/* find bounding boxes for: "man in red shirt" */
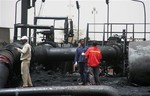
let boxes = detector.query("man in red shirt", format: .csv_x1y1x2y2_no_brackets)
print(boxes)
84,41,102,85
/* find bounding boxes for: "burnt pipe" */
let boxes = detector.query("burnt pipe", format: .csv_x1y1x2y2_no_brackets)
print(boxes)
0,86,119,96
0,42,21,88
0,61,9,88
128,41,150,86
33,45,122,63
33,46,76,63
99,45,122,61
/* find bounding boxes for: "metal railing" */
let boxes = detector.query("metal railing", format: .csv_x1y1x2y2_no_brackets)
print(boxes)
86,23,150,44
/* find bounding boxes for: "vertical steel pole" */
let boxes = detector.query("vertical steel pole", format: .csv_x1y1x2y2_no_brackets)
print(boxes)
76,1,80,41
21,0,29,36
132,0,146,40
14,0,21,41
106,0,109,39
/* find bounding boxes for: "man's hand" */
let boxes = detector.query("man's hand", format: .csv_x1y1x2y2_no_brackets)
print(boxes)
73,62,78,72
16,47,21,52
81,52,85,56
74,62,78,67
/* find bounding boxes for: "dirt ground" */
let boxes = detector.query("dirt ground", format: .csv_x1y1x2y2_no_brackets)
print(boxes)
31,69,150,96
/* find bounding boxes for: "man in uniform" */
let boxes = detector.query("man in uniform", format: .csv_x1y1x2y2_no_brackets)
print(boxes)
16,36,33,87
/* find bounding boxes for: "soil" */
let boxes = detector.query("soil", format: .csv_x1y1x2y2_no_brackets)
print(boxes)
31,69,150,96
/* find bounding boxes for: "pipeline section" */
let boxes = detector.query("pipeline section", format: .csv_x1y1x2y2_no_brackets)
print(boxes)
128,41,150,85
0,43,21,88
0,61,9,87
0,85,119,96
0,43,122,88
33,45,122,63
1,41,150,86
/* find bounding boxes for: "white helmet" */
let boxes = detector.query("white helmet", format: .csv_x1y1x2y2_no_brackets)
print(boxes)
21,36,28,40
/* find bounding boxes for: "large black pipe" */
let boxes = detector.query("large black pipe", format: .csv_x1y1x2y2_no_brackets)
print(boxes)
128,41,150,85
0,61,9,88
99,45,122,61
33,44,122,63
0,51,14,88
33,46,76,63
0,86,119,96
0,43,22,88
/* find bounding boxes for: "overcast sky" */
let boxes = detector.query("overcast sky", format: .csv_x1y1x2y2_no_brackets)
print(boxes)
0,0,150,41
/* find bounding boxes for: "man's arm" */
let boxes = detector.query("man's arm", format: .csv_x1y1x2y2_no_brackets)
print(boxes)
17,45,28,54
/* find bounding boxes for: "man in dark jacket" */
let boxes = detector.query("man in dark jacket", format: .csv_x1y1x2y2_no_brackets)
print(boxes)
74,39,88,85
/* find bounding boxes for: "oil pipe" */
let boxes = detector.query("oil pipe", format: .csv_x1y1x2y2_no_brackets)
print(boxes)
0,85,119,96
33,44,122,63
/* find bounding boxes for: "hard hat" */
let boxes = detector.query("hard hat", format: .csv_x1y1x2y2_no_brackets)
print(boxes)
21,36,28,40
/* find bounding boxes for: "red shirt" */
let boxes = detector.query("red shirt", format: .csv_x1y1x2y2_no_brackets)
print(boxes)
85,46,102,67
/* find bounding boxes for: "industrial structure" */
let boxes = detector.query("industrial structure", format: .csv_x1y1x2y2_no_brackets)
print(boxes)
0,0,150,96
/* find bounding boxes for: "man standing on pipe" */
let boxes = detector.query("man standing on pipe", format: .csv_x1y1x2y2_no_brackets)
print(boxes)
83,41,102,85
74,39,88,85
16,36,33,87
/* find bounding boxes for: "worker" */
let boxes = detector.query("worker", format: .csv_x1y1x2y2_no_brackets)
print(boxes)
74,39,88,85
83,41,102,85
16,36,33,87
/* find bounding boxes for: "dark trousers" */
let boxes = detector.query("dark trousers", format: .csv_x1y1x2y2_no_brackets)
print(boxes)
88,66,100,85
78,62,88,84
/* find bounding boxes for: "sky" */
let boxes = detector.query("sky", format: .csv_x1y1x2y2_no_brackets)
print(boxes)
0,0,150,42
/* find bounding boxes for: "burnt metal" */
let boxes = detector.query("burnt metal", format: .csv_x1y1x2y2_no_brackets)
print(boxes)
33,44,122,63
33,46,76,63
128,41,150,85
0,43,22,88
0,61,9,88
0,86,119,96
99,45,122,61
